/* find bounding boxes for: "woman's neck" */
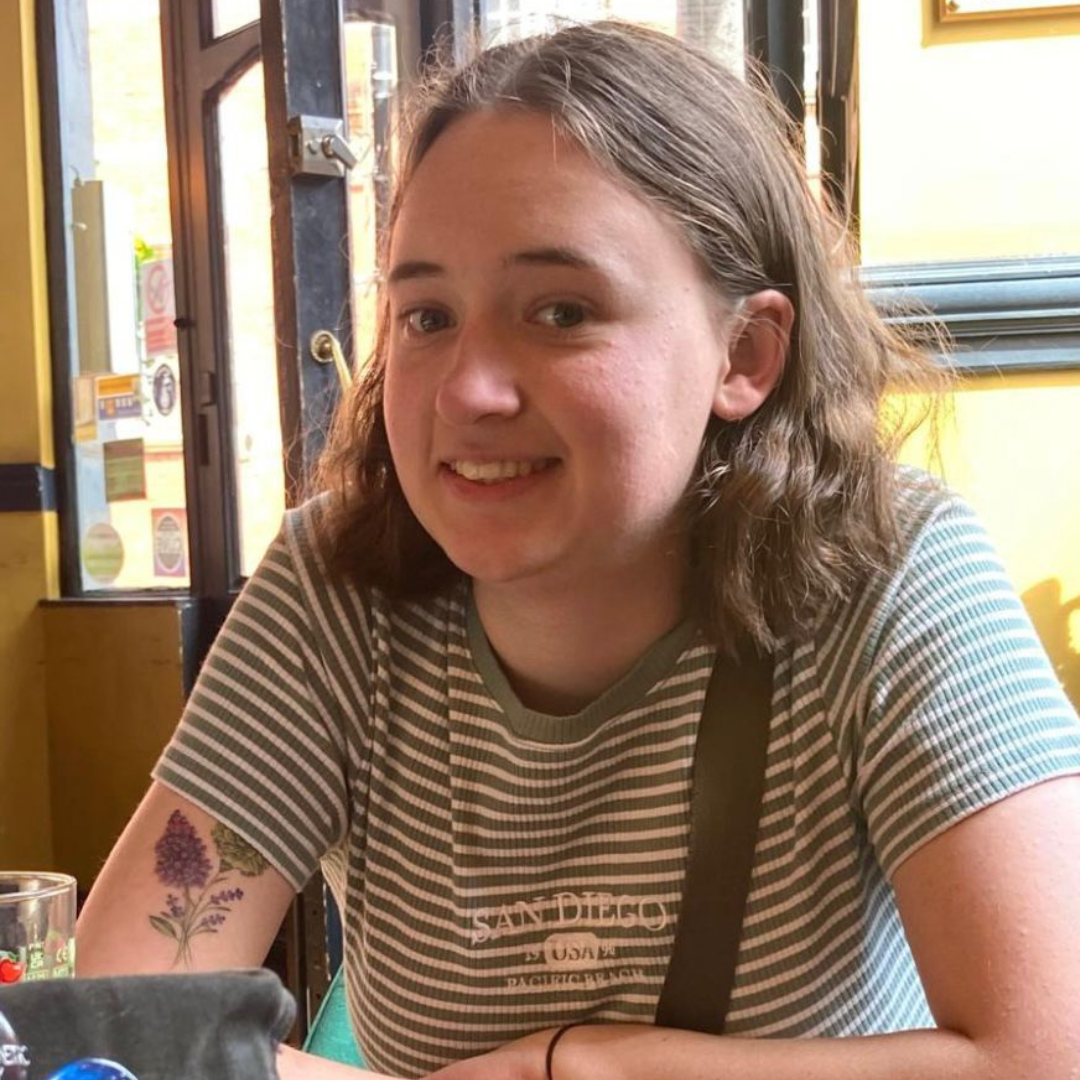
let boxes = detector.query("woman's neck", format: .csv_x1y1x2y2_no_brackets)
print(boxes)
472,563,687,716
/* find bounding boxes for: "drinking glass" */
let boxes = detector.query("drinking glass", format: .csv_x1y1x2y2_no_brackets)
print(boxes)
0,871,77,982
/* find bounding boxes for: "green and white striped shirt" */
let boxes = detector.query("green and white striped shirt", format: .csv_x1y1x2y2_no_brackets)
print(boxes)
155,475,1080,1078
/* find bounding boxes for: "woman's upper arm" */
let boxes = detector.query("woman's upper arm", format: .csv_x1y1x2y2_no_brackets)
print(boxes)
76,779,296,976
892,775,1080,1070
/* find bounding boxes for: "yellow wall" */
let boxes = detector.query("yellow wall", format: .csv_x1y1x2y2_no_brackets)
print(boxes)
859,1,1080,263
0,0,53,466
860,4,1080,707
0,516,57,865
0,0,57,866
42,603,186,886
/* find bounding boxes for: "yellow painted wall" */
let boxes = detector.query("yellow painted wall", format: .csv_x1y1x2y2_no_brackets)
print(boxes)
860,2,1080,263
0,0,58,866
860,5,1080,707
0,517,57,865
0,0,54,467
42,603,186,886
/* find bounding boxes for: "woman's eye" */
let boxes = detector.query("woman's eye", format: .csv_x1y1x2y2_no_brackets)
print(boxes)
534,302,588,329
402,308,452,335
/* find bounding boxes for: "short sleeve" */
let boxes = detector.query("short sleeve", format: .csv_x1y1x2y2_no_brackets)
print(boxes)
854,493,1080,879
154,520,352,890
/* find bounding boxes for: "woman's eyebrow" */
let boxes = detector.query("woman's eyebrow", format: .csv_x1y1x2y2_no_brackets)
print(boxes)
507,246,603,272
387,247,607,285
387,260,443,284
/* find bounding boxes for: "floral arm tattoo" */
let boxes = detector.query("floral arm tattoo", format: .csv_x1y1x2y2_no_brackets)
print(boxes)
150,809,269,967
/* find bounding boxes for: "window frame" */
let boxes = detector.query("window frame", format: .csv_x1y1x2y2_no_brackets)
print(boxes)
862,256,1080,373
161,0,262,600
38,0,262,601
37,0,93,596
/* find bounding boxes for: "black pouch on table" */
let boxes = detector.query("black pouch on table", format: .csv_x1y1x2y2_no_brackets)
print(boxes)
0,968,295,1080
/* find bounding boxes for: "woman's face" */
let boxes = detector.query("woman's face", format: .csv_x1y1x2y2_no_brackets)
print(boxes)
383,111,737,596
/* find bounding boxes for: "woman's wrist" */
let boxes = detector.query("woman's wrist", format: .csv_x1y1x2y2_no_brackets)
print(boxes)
539,1022,656,1080
545,1023,587,1080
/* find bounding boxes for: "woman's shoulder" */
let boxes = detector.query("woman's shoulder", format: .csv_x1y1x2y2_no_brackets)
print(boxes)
889,466,1002,579
275,491,465,628
891,466,972,546
274,491,365,589
807,468,999,670
280,489,334,545
816,465,1033,683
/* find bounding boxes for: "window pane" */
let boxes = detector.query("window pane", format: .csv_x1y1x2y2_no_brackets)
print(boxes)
217,61,286,578
858,7,1080,264
478,2,744,66
481,0,678,36
77,0,189,591
211,0,259,38
344,16,398,367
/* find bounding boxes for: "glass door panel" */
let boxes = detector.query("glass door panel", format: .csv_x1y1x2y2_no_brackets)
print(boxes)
343,14,399,367
77,0,189,590
212,0,260,38
217,60,286,577
479,0,744,62
480,0,678,37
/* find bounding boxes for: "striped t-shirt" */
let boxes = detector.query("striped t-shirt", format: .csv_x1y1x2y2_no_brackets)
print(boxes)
155,476,1080,1078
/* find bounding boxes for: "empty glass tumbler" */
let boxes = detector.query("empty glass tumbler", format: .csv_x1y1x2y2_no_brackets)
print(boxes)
0,872,77,982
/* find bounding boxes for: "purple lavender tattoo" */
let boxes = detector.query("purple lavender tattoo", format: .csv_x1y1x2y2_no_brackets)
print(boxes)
149,810,268,966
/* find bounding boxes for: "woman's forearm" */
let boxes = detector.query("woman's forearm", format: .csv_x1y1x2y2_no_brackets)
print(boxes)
556,1024,1007,1080
277,1044,399,1080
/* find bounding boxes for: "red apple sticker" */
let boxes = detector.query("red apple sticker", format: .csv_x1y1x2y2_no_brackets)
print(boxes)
0,956,24,983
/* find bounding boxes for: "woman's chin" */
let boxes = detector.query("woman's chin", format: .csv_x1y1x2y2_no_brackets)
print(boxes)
446,552,548,589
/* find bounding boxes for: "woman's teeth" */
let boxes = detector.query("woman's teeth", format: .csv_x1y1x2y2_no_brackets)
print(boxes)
449,459,552,484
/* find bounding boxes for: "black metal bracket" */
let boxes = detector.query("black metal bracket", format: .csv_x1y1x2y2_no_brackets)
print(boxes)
0,464,57,513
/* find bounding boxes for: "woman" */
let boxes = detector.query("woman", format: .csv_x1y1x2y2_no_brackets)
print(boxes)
77,20,1080,1080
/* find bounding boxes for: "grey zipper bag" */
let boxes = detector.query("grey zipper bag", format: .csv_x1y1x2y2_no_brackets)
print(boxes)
0,968,295,1080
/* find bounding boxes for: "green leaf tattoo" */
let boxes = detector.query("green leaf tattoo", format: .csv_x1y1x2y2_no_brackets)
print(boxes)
212,823,269,876
148,914,179,940
149,810,268,967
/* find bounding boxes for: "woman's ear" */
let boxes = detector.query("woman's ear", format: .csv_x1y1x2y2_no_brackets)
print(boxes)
713,289,794,421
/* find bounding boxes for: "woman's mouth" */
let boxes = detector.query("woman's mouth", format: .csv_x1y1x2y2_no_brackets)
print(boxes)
446,459,556,484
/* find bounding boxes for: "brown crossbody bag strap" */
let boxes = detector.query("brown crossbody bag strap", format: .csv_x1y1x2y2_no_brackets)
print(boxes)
654,650,774,1034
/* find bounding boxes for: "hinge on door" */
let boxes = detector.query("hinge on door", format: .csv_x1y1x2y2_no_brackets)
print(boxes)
286,115,358,177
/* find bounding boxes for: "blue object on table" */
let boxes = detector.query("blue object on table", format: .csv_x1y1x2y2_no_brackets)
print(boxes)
47,1060,140,1080
303,966,365,1066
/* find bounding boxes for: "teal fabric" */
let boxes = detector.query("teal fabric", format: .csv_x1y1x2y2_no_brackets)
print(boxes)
303,967,365,1066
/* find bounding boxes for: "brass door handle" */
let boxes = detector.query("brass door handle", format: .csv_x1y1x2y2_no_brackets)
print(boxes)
310,330,353,391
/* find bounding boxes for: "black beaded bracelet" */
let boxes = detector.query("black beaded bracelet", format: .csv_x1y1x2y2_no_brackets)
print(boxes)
545,1022,586,1080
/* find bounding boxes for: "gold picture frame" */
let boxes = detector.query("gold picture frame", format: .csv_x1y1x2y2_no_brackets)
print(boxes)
939,0,1080,20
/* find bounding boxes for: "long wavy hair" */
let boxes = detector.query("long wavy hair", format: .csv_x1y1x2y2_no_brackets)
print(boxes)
315,19,949,656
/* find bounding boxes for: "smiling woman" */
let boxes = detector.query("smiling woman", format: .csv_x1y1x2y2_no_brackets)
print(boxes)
74,19,1080,1080
380,110,777,638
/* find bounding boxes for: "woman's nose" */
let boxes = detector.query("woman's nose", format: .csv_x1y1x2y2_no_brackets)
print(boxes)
434,325,522,427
